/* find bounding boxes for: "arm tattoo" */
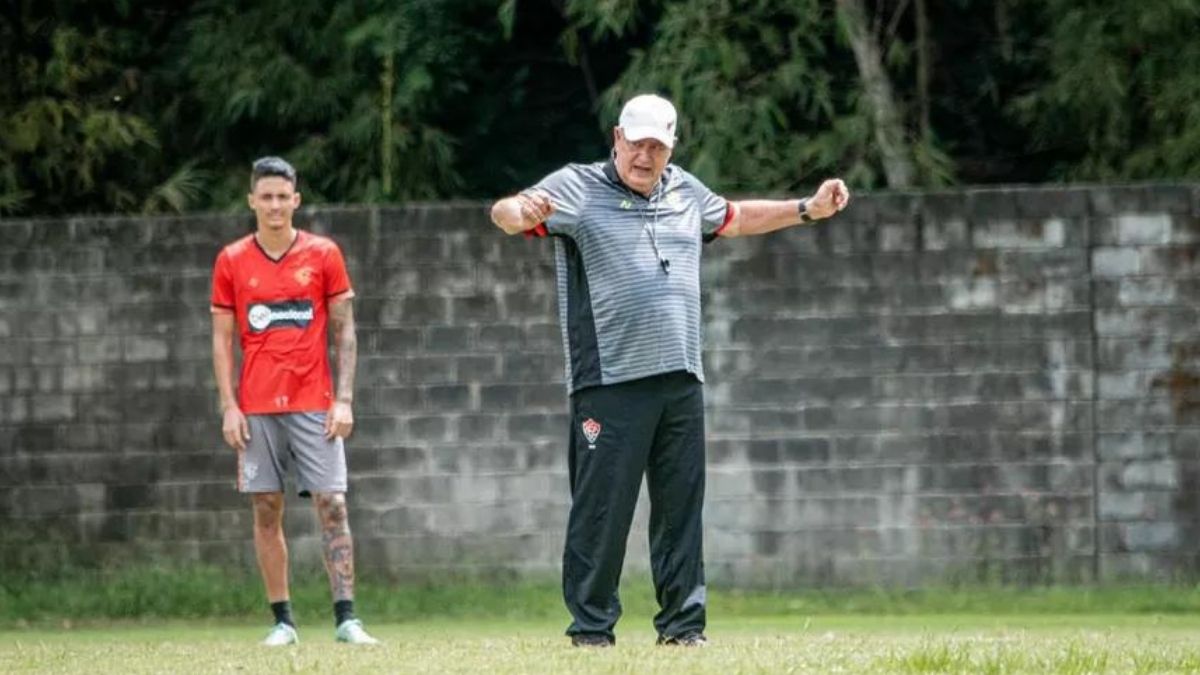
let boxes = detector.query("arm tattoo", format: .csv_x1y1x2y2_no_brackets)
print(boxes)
316,493,355,601
330,299,357,403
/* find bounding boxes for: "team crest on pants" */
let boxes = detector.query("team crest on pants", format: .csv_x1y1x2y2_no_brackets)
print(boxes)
581,418,602,448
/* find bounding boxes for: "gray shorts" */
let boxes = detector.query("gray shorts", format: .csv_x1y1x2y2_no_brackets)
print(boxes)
238,412,347,497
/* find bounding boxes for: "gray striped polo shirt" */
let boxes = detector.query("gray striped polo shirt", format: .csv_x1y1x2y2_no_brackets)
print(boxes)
525,160,730,394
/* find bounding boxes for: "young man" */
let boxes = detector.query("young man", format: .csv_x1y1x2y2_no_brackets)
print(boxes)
490,94,849,647
211,157,379,646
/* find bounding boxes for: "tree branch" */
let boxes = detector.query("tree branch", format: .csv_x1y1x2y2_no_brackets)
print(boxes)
837,0,915,188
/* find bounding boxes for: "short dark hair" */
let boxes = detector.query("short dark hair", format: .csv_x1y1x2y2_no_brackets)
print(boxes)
250,156,297,190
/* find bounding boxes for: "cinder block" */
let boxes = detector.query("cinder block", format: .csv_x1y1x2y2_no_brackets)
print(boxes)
1092,247,1141,277
1116,214,1171,245
122,335,169,362
423,385,471,410
353,476,405,508
376,386,421,412
375,327,421,352
416,264,479,295
1143,185,1193,214
521,383,567,411
456,355,500,382
1097,372,1145,399
1139,245,1200,276
1017,188,1090,219
1000,248,1089,278
706,469,756,499
373,446,427,473
500,291,555,319
923,217,969,251
479,384,525,411
1120,460,1179,489
478,325,523,348
377,505,430,535
920,191,967,221
29,339,73,366
30,394,74,422
867,193,920,222
456,415,503,443
975,219,1067,249
1097,490,1180,521
506,413,565,442
1097,432,1172,460
1120,522,1180,552
407,415,450,442
402,296,451,324
501,353,562,383
354,416,403,448
967,189,1019,219
406,356,455,384
0,221,34,248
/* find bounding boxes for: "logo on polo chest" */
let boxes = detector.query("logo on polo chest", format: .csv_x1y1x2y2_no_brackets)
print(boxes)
247,300,315,332
293,266,315,286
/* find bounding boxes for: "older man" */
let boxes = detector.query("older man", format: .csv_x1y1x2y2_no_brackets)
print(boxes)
490,94,849,647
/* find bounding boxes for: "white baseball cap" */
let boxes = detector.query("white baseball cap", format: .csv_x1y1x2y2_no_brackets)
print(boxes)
618,94,677,149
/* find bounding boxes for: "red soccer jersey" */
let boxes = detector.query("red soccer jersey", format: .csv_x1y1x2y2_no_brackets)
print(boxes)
211,230,354,414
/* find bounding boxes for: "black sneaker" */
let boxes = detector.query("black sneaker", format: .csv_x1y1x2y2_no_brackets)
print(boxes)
657,632,708,647
571,633,615,648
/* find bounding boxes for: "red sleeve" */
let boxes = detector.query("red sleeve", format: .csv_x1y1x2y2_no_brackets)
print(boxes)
711,203,736,238
211,250,235,309
523,222,550,239
702,203,736,244
324,243,353,297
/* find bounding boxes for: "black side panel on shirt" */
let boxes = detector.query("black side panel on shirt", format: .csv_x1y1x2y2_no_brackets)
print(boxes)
561,236,601,390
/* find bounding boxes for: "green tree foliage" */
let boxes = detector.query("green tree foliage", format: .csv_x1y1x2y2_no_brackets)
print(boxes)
563,0,962,192
0,3,162,214
567,0,858,193
0,0,1195,216
1013,0,1200,180
559,0,974,192
161,0,489,207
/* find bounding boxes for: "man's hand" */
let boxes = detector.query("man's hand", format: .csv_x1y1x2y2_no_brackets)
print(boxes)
806,179,851,220
516,190,555,226
325,400,354,440
492,190,556,234
222,405,250,451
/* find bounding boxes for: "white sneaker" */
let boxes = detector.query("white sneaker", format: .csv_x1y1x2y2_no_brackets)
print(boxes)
335,619,380,645
262,622,299,646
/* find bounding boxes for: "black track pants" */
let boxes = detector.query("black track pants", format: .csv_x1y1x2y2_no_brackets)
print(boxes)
561,371,706,640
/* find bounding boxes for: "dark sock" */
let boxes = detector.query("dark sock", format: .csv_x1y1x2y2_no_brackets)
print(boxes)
271,600,294,627
334,599,355,627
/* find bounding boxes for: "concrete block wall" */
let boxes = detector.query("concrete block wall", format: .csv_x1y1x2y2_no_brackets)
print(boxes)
1,184,1199,586
1088,189,1200,580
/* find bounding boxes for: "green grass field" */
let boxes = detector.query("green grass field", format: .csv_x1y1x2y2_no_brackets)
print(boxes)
5,568,1200,673
4,614,1200,674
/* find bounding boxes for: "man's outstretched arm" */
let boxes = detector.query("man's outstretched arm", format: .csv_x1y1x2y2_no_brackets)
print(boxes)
721,179,850,238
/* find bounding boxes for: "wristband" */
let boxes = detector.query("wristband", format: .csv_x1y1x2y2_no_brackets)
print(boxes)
797,198,813,223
